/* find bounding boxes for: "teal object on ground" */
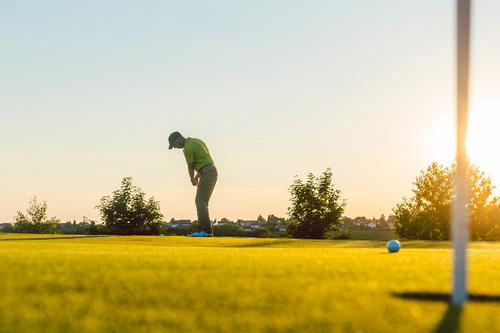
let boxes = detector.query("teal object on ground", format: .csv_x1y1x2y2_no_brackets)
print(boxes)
387,240,401,253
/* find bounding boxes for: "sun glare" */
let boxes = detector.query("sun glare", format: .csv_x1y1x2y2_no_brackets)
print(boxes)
467,101,500,188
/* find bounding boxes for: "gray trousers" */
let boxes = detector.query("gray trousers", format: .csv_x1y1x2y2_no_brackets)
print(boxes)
196,164,218,233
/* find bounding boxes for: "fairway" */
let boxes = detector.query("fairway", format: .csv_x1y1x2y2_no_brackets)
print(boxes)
1,234,499,332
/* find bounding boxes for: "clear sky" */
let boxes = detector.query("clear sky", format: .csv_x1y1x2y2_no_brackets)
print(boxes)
1,1,499,223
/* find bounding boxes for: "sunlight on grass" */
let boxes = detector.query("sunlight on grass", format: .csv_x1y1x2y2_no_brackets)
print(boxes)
0,234,499,332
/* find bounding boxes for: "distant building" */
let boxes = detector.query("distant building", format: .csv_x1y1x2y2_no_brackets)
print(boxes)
215,219,233,226
267,215,282,223
353,216,366,226
237,220,261,232
166,220,192,229
367,222,377,229
387,215,396,228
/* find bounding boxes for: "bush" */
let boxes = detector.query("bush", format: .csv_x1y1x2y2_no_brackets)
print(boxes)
213,223,247,237
288,168,346,239
251,227,273,238
55,221,88,235
14,197,59,234
85,222,110,235
1,224,15,233
96,177,163,235
160,226,190,236
324,228,353,240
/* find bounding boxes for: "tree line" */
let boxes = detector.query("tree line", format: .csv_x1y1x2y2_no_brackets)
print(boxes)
2,162,499,240
392,162,500,240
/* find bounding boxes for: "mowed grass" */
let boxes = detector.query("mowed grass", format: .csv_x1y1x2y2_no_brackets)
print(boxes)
1,234,499,332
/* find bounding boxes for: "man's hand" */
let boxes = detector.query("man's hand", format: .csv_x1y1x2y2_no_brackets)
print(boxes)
188,163,198,186
191,172,200,186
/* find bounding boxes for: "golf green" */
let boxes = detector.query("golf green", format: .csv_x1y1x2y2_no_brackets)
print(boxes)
1,234,499,332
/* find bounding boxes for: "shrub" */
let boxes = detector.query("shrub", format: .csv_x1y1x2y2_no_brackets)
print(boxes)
14,197,59,234
96,177,163,235
213,223,247,237
288,168,346,239
251,227,273,238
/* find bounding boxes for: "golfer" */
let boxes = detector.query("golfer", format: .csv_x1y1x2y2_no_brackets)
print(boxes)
168,131,218,237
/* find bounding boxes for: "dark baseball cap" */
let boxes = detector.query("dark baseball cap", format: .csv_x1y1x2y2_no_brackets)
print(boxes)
168,131,182,149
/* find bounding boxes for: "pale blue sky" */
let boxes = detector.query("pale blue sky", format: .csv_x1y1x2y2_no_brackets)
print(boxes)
1,1,499,223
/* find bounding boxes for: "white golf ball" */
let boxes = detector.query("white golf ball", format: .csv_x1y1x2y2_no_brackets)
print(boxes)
387,240,401,253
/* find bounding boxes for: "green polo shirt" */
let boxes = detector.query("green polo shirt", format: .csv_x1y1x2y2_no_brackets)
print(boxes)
183,137,214,172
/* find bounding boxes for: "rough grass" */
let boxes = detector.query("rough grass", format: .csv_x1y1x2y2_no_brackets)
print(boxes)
350,229,396,240
0,234,499,332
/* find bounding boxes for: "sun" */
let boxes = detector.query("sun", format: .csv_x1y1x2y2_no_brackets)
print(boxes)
466,101,500,189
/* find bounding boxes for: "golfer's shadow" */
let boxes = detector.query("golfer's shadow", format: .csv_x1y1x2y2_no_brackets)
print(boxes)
392,292,500,333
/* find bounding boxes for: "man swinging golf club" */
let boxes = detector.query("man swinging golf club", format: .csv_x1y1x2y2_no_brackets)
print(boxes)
169,131,218,237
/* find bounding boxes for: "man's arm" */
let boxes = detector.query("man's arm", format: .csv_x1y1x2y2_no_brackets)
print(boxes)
187,163,199,186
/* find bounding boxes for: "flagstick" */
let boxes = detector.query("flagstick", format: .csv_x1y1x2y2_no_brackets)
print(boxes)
452,0,471,306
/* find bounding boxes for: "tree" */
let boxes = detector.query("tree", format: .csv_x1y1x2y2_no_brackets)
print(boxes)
392,161,500,240
14,197,59,234
263,219,279,232
392,162,453,240
378,214,389,230
468,164,500,240
287,168,346,239
96,177,164,235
